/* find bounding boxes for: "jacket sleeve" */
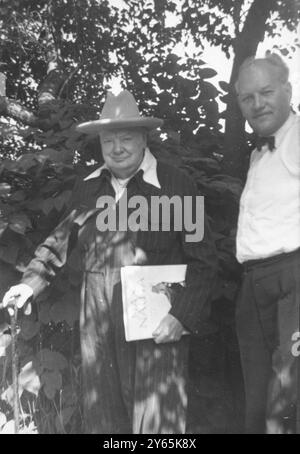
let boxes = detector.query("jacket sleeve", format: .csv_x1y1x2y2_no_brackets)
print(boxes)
21,208,80,298
168,178,218,335
21,176,89,298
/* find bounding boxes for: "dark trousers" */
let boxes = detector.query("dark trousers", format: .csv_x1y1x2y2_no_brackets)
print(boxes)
236,249,300,434
80,269,189,434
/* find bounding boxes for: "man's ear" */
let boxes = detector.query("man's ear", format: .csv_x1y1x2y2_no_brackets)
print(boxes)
285,81,292,102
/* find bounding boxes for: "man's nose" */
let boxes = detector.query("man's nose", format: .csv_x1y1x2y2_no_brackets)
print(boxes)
113,139,122,154
253,93,265,110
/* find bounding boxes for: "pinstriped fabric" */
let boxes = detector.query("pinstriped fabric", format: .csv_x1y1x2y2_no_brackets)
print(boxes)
133,337,189,434
21,157,217,433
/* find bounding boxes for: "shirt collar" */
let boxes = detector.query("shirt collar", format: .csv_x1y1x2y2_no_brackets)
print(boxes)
83,147,161,189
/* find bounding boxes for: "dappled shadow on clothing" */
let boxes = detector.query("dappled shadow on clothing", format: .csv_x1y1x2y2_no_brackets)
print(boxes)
266,352,298,434
132,337,189,434
78,229,244,434
81,272,245,434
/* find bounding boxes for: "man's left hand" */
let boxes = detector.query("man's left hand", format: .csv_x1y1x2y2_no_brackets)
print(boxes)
152,313,186,344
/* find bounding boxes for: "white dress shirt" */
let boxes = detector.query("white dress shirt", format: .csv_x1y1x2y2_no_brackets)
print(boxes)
236,112,300,263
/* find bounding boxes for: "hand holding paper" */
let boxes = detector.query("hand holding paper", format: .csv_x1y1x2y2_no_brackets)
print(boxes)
152,313,186,344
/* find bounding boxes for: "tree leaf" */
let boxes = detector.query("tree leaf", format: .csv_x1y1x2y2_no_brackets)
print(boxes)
41,369,62,400
0,241,19,265
18,361,41,396
53,190,72,211
199,81,219,99
39,148,72,163
35,348,68,371
40,198,55,215
19,317,40,341
9,213,32,235
15,154,38,172
219,80,230,92
50,299,79,327
199,67,217,79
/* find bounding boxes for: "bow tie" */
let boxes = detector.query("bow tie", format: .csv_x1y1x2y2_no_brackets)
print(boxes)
255,135,275,152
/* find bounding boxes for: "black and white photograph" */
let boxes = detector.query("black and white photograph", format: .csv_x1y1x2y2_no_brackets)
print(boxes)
0,0,299,436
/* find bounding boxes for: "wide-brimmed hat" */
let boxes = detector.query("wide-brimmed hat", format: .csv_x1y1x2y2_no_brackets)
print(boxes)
76,89,163,134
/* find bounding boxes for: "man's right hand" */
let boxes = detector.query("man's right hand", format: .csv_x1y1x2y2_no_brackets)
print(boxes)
2,284,33,316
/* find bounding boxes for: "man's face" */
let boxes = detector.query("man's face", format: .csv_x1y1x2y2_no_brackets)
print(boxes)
99,128,147,178
236,62,292,136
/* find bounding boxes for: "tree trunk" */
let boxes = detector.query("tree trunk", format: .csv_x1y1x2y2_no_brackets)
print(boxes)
223,0,278,178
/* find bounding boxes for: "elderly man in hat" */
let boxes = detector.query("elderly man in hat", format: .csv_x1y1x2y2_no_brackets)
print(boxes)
3,90,217,434
235,54,300,433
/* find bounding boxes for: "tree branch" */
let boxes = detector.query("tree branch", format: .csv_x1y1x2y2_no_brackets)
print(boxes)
0,96,38,126
37,48,68,110
58,63,82,98
0,96,57,130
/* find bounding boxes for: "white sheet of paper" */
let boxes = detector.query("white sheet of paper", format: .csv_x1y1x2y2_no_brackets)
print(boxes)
121,264,187,341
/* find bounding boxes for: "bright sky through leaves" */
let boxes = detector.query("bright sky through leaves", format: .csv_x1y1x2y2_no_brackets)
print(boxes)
107,0,300,109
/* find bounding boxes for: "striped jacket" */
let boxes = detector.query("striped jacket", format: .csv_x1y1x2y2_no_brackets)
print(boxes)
21,158,218,334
